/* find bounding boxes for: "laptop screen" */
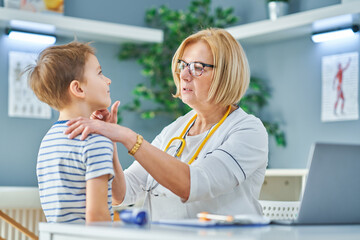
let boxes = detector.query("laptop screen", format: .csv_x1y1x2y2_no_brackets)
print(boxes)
297,143,360,224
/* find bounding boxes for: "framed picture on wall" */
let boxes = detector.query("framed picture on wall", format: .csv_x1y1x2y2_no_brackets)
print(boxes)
321,52,359,122
8,51,52,119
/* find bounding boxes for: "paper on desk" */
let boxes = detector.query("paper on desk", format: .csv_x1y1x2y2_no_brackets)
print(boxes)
152,215,270,227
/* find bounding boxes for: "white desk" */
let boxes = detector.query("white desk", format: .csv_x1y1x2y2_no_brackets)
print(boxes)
39,222,360,240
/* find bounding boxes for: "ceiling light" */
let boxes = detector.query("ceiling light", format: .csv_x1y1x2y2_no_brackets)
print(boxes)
311,25,359,43
5,28,56,45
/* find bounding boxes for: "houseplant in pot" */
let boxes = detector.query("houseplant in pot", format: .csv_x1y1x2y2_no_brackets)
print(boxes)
118,0,286,146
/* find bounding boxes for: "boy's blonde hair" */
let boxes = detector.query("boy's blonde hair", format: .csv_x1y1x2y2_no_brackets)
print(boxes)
171,28,250,106
27,41,95,110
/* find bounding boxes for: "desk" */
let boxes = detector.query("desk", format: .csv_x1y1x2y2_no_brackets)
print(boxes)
39,222,360,240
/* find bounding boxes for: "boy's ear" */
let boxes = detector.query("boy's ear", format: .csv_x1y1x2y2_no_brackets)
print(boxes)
69,80,85,99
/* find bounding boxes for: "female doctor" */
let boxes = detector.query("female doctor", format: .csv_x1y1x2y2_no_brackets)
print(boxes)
66,28,268,220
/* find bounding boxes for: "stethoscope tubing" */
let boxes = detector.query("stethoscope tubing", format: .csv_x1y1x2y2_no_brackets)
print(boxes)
145,105,231,192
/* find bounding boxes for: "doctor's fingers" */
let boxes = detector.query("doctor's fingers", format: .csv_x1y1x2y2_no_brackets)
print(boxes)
69,119,107,140
80,126,93,141
66,122,95,140
66,116,87,127
109,101,120,124
65,118,91,138
89,101,119,123
66,124,85,140
91,110,106,120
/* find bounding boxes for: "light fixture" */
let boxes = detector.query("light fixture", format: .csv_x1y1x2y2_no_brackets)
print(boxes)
311,25,359,43
5,28,57,45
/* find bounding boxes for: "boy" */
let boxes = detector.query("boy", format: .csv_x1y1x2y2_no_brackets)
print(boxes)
28,42,115,223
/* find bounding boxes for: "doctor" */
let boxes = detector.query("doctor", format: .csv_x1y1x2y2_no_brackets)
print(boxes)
66,28,268,220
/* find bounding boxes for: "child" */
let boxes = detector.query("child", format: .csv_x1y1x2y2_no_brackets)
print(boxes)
27,42,115,223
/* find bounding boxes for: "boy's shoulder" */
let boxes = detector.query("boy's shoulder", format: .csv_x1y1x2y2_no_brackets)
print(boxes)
84,133,113,146
43,120,112,148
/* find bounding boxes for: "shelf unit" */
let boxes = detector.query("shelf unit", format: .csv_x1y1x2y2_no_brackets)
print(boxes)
1,2,359,45
260,169,308,201
0,7,163,44
226,2,360,45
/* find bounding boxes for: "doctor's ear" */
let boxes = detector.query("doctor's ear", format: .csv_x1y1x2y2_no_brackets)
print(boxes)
69,80,85,98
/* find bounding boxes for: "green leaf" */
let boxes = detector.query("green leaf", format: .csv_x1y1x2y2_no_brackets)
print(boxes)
117,0,286,147
141,111,156,119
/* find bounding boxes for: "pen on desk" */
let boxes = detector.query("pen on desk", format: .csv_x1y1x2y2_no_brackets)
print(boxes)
197,212,234,222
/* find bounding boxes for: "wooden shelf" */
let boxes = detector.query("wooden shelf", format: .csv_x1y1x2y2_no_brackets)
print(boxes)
226,2,360,45
0,7,163,44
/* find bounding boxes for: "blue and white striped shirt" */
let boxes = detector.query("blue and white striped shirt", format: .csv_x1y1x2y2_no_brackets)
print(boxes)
37,120,114,223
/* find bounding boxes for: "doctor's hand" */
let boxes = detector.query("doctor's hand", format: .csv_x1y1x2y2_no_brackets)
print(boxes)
65,100,122,141
65,118,123,141
91,100,120,124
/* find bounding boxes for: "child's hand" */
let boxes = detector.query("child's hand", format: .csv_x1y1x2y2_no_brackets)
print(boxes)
91,101,120,124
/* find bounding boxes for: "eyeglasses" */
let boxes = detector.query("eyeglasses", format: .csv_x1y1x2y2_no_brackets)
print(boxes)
176,59,214,77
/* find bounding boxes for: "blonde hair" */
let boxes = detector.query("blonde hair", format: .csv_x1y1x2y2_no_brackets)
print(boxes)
27,41,95,110
172,28,250,106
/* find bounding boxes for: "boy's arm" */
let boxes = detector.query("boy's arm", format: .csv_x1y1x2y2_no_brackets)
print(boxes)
86,174,111,223
89,102,126,205
112,143,126,205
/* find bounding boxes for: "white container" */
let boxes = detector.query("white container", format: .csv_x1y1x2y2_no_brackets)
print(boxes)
268,1,289,21
4,0,64,14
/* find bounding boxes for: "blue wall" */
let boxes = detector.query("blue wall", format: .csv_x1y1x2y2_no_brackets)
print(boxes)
214,0,360,168
1,0,359,186
246,36,360,168
0,0,189,186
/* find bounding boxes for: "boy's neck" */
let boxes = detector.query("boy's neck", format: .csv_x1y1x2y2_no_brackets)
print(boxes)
58,102,94,121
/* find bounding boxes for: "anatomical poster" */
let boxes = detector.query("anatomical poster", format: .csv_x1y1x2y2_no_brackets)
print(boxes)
321,52,358,122
8,51,51,119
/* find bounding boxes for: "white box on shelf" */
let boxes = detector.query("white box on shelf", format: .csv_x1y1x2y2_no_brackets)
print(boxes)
4,0,64,15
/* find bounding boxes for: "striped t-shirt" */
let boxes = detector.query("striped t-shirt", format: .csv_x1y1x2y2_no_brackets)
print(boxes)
37,120,114,223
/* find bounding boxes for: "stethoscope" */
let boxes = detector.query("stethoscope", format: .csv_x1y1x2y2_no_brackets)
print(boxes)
144,105,232,194
164,105,232,165
143,105,232,218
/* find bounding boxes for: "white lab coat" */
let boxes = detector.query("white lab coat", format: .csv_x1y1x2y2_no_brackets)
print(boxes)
121,107,268,220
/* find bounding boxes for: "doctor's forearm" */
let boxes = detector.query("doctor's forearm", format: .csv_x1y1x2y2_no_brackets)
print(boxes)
123,133,191,200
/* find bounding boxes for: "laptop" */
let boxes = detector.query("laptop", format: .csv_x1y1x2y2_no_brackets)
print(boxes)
274,142,360,225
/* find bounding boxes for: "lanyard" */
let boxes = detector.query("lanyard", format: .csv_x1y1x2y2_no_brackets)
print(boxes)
164,105,231,165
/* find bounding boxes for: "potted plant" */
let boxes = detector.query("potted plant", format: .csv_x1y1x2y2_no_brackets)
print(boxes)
118,0,286,146
267,0,289,20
